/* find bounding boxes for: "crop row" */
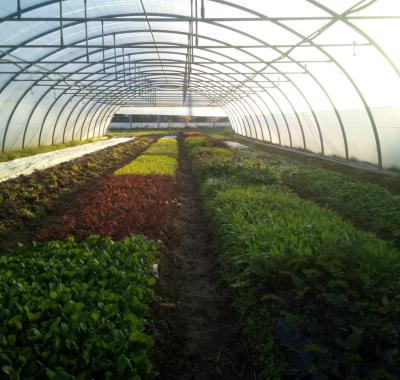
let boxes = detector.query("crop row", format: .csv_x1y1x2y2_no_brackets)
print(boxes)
0,138,181,378
39,137,178,242
0,235,158,379
286,167,400,247
115,137,178,176
38,174,175,241
185,136,400,379
230,142,400,248
0,137,155,246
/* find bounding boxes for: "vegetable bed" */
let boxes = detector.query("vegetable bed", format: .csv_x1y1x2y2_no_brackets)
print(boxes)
0,235,157,379
0,137,155,246
38,138,178,241
0,138,179,379
185,136,400,379
38,174,175,241
227,141,400,247
286,168,400,247
115,138,178,176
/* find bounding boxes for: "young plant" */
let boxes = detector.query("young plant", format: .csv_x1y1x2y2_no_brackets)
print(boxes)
115,138,178,177
0,235,158,379
185,136,400,379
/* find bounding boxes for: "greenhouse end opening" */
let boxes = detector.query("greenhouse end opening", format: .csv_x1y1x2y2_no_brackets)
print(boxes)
1,1,400,379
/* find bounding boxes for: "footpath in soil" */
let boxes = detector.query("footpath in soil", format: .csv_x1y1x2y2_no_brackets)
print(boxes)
153,137,255,379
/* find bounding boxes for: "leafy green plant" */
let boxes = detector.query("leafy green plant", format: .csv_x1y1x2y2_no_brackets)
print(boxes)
184,136,207,152
236,146,400,247
208,185,400,379
188,146,233,162
186,141,281,192
114,155,177,176
0,137,155,244
185,137,400,379
115,138,178,176
184,135,229,153
143,138,178,157
0,235,158,379
197,157,280,187
286,167,400,247
189,136,400,248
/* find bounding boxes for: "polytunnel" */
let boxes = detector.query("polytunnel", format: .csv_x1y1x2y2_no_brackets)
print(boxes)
1,0,400,169
2,2,400,379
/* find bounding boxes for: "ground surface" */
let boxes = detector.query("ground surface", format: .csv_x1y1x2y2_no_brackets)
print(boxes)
152,137,255,379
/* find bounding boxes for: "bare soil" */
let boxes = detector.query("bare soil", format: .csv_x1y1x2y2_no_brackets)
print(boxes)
152,137,255,379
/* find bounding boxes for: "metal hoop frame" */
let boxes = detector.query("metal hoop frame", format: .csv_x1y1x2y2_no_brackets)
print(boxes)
0,0,399,168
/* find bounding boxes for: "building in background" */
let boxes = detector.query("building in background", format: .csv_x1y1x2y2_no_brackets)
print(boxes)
110,106,230,129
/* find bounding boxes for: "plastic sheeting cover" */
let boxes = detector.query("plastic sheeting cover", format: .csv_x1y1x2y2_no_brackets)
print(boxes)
0,1,399,169
0,137,133,182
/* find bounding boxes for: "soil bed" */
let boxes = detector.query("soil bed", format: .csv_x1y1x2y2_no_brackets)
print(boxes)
37,174,175,242
152,136,255,379
0,136,156,250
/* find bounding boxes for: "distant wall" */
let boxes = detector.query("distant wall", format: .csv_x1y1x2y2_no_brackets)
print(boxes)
109,122,231,129
117,106,227,117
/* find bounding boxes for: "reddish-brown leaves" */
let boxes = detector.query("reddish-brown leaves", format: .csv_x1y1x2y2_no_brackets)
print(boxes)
38,174,175,241
0,137,156,246
181,132,203,137
205,136,229,148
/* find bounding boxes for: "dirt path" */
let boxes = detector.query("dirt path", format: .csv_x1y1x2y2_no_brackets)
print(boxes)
153,137,254,379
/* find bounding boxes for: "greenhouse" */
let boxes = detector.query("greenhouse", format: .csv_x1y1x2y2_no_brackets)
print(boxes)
0,1,400,379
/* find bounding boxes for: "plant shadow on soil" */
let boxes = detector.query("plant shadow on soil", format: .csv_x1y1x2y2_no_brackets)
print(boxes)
151,136,257,380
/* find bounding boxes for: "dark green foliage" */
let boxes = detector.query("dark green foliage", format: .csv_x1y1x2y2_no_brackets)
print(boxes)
184,136,208,152
286,168,400,247
185,137,400,379
187,141,280,187
197,156,280,187
206,185,400,379
183,135,229,153
0,235,157,379
235,147,400,247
